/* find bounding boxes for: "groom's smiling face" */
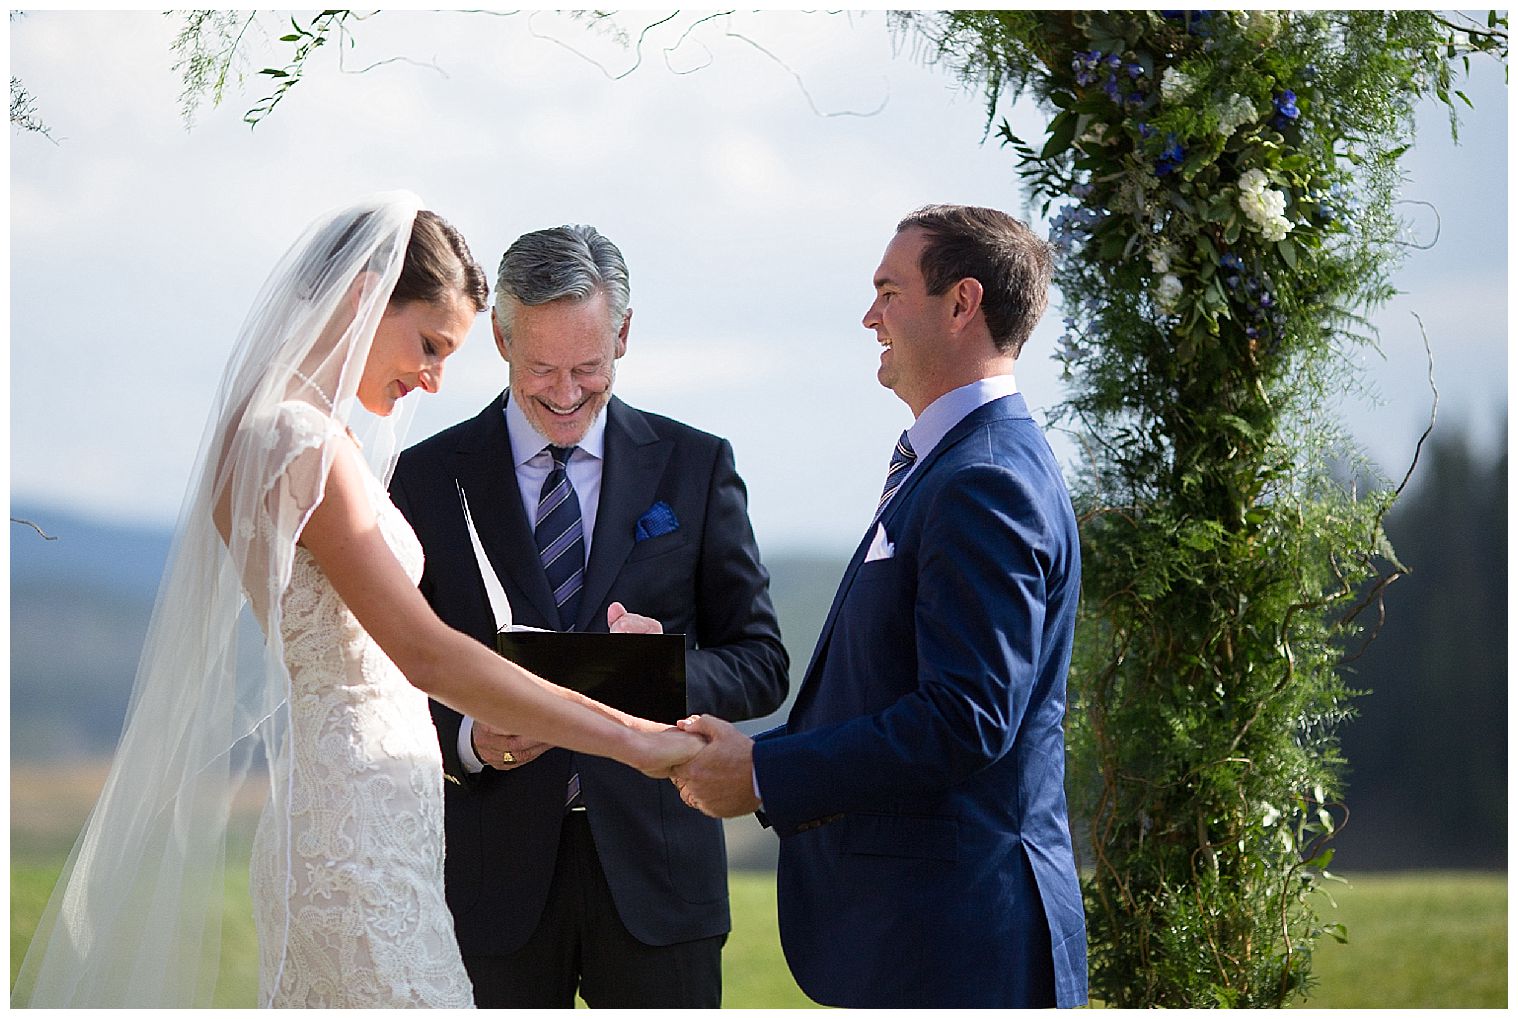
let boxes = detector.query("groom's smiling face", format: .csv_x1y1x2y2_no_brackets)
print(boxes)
496,288,629,446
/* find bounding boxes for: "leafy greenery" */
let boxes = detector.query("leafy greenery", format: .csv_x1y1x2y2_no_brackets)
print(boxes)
171,10,362,127
896,9,1505,1007
169,11,255,127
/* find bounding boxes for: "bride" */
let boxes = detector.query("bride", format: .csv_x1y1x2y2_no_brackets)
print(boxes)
12,193,703,1008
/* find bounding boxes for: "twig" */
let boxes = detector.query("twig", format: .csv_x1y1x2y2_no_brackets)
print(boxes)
12,517,58,540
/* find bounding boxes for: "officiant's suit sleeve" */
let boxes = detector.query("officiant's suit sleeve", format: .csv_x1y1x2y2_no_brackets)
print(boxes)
752,461,1057,833
683,438,790,720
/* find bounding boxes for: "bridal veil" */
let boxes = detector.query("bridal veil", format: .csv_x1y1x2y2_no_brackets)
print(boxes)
14,192,424,1006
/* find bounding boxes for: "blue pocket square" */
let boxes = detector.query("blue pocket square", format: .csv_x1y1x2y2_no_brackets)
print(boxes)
635,501,680,542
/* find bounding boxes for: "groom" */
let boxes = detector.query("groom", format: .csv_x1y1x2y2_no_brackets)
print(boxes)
673,205,1089,1007
390,224,788,1007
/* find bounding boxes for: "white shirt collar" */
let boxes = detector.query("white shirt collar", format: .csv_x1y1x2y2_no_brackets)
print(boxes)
906,374,1018,461
503,390,608,467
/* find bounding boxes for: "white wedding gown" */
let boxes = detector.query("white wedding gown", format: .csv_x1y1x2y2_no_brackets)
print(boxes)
249,443,475,1007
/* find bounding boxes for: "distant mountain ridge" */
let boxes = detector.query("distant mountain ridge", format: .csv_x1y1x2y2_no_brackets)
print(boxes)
12,503,176,600
9,502,845,762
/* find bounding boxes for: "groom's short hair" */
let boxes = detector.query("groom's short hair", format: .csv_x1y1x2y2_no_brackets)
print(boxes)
898,205,1052,357
493,225,631,346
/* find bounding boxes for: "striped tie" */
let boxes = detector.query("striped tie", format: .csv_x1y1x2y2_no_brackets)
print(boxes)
876,430,917,513
535,445,585,632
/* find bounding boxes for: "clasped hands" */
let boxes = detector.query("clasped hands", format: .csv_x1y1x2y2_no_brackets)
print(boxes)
472,602,759,818
473,601,664,772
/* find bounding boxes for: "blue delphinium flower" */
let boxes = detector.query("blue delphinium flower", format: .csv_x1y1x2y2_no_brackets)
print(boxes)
1220,253,1245,272
1273,89,1300,130
1072,182,1094,199
1072,50,1106,88
1127,62,1144,79
1155,133,1185,176
1049,204,1103,253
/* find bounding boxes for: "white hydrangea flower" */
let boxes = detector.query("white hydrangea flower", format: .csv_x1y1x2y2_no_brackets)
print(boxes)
1238,168,1270,195
1259,216,1292,242
1237,168,1293,241
1147,241,1175,275
1216,94,1258,137
1154,273,1184,312
1246,11,1284,40
1160,67,1194,102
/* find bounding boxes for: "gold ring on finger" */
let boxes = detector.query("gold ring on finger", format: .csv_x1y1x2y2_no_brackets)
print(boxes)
503,750,516,765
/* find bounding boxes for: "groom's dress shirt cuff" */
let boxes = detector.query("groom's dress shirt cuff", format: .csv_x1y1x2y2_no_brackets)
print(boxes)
458,717,486,774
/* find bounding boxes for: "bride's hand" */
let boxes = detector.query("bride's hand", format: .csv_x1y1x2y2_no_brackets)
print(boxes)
633,727,707,778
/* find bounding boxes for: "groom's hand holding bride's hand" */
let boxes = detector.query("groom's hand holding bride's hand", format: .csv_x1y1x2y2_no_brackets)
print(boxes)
634,725,707,778
669,715,761,818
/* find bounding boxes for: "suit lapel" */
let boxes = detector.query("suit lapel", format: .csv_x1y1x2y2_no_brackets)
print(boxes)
793,394,1030,710
578,398,671,631
453,393,561,628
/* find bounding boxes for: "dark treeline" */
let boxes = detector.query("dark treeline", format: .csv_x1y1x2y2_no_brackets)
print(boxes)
1333,426,1507,869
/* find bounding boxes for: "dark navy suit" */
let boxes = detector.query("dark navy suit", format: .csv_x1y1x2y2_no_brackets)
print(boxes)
389,393,788,990
752,393,1088,1008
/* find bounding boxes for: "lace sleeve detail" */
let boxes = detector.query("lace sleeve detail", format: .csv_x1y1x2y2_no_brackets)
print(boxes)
231,400,345,626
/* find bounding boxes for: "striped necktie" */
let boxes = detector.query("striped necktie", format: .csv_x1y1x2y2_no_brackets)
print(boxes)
876,430,917,513
535,445,585,632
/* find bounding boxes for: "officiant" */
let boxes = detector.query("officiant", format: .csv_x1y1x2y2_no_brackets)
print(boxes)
389,223,788,1008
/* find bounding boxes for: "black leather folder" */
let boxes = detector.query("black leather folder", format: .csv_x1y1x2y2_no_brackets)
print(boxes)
495,630,688,724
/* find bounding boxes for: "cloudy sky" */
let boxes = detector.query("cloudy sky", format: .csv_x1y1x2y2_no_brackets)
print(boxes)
9,10,1507,553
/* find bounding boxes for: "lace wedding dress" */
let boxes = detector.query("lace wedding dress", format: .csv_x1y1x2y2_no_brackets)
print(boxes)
249,415,475,1008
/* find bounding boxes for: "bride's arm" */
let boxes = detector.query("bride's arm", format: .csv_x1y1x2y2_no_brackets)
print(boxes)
299,441,702,776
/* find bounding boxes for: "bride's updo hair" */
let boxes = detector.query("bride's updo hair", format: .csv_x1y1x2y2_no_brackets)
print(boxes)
393,210,489,313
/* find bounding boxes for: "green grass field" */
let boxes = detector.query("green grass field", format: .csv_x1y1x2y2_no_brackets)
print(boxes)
12,857,1505,1007
10,767,1505,1007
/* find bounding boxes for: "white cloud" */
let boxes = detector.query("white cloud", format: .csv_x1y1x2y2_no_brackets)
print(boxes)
9,11,1507,548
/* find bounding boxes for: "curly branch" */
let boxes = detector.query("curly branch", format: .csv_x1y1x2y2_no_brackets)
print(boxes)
12,517,58,540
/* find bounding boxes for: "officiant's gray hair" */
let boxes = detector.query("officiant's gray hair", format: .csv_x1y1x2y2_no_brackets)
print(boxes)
493,224,631,346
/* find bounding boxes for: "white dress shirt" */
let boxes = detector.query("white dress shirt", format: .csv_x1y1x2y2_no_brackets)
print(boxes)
458,391,609,772
890,374,1019,503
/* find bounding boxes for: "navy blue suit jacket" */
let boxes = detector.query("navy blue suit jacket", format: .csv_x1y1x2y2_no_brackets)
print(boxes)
752,393,1088,1007
390,393,788,954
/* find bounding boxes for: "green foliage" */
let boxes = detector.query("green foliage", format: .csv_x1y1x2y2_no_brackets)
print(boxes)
245,11,357,128
10,76,53,139
170,10,361,128
170,10,255,127
896,9,1504,1007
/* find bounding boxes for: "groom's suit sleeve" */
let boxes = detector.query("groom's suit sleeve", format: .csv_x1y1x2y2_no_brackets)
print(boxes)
753,461,1054,834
